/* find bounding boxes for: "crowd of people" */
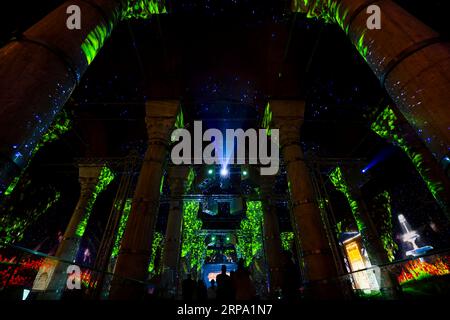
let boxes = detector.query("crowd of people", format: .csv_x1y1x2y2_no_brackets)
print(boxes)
182,259,257,301
182,253,301,301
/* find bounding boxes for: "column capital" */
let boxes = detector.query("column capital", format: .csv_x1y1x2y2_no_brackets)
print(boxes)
145,100,181,146
269,100,305,148
77,163,103,188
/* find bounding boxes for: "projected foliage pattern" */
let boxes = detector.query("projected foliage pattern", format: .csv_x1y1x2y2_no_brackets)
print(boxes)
111,199,132,258
75,167,115,237
148,231,164,275
371,106,445,210
0,191,61,245
4,110,72,197
236,201,264,267
181,201,205,271
292,0,368,60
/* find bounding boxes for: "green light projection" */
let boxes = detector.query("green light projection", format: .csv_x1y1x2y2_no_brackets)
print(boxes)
186,167,195,193
261,102,272,136
75,166,115,237
148,231,164,275
81,1,168,66
236,201,264,267
111,198,132,258
372,191,398,262
4,110,72,197
175,107,184,130
4,177,20,197
329,167,364,233
371,106,445,207
0,191,61,245
181,201,205,271
355,32,368,62
160,174,165,195
34,110,72,155
123,0,168,20
292,0,368,60
81,22,112,65
330,167,397,260
280,231,294,251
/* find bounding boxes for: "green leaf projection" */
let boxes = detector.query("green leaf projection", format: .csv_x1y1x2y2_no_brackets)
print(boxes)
148,231,164,275
75,166,115,237
34,110,72,155
0,191,60,245
236,201,263,267
81,22,112,65
123,0,168,20
185,167,195,193
280,231,294,252
330,167,397,261
329,167,364,233
292,0,368,60
261,102,272,136
111,198,132,258
181,201,205,272
4,110,72,197
81,1,168,65
371,106,445,209
175,107,185,130
4,177,20,197
371,191,398,262
160,174,165,195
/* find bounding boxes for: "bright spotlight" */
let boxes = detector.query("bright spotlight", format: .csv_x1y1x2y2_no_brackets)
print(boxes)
220,167,228,176
208,169,213,175
242,170,248,176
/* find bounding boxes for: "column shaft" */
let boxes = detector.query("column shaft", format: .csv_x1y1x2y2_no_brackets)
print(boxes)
352,193,400,298
109,100,180,299
0,0,125,192
293,0,450,168
39,164,102,299
160,166,190,298
372,105,450,216
260,177,284,296
271,100,341,298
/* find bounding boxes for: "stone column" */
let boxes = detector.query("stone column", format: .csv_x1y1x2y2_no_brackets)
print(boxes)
292,0,450,170
270,100,341,299
160,166,190,298
109,100,180,300
39,164,103,300
351,190,400,298
371,105,450,217
260,175,285,297
0,0,127,193
341,174,400,298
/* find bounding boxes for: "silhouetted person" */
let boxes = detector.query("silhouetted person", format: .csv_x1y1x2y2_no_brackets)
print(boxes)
281,251,300,301
207,279,217,300
196,280,207,301
216,265,233,301
182,273,195,301
233,259,256,300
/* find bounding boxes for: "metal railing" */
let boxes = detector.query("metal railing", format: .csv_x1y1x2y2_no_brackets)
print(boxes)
0,244,153,300
1,244,449,300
